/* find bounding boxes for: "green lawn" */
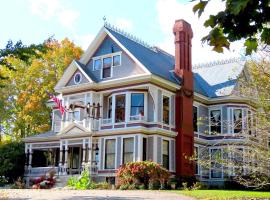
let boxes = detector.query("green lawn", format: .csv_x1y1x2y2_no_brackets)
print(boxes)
171,190,270,200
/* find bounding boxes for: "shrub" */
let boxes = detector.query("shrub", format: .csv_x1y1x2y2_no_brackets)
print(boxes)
0,176,8,186
11,177,25,189
0,142,25,183
95,182,110,189
31,175,56,189
174,175,197,189
67,167,96,190
116,161,170,190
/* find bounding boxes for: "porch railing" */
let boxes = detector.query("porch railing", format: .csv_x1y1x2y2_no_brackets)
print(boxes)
25,166,57,177
130,115,146,121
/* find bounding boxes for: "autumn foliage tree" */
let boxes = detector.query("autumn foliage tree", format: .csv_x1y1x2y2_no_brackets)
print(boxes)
0,38,83,139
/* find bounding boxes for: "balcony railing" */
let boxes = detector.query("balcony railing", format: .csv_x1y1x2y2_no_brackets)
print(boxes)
102,118,112,125
130,115,146,121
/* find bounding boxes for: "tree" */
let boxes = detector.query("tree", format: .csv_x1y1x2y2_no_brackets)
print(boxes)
194,47,270,189
193,0,270,55
0,38,83,138
0,40,47,81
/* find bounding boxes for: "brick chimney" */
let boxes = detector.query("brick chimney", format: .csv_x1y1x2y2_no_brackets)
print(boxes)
173,19,194,176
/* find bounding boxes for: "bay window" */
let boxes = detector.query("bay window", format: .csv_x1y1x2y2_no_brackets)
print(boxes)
210,109,221,134
131,93,144,117
122,137,134,164
115,94,125,123
163,96,170,124
162,140,169,170
105,139,116,169
233,109,242,133
210,149,222,178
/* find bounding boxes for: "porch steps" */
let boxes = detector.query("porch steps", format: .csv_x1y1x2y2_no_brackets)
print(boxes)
53,175,79,189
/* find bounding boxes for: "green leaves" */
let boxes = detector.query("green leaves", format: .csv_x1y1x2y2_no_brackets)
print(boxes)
229,0,250,15
244,38,258,55
202,27,230,53
193,0,270,55
193,0,209,17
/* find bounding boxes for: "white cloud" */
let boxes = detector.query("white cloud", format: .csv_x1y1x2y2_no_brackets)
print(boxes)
156,0,244,64
28,0,79,30
115,18,133,31
74,34,95,50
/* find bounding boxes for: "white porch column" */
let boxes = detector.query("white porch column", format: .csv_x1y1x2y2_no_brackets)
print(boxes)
82,139,86,168
59,140,63,174
63,140,68,175
28,144,33,173
88,138,92,174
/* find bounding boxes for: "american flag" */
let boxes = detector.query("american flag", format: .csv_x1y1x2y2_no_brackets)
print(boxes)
48,92,65,115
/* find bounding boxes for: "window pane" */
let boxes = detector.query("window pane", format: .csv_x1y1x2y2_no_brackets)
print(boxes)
74,73,81,84
131,94,144,107
193,106,198,132
163,96,170,124
102,68,111,78
131,93,144,117
108,97,112,118
143,138,147,161
113,55,120,66
233,109,242,133
211,149,222,178
94,59,101,70
210,110,221,134
74,111,80,121
115,95,125,123
103,57,112,68
123,137,134,164
162,140,169,169
105,139,115,169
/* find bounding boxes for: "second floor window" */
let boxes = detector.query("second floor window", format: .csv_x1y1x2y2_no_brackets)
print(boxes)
162,140,169,170
210,110,221,134
108,97,112,119
131,93,144,117
102,57,112,78
122,137,134,164
93,59,101,70
163,96,170,124
115,94,125,123
193,106,198,132
105,139,116,169
233,109,242,133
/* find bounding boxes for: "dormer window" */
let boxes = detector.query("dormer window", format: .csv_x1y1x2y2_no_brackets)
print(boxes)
113,55,120,66
93,59,101,71
103,57,112,78
92,52,122,79
74,72,82,84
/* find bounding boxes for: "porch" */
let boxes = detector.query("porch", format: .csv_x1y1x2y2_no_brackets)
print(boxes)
24,138,100,177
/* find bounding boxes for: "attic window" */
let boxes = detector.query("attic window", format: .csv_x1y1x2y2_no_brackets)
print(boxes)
102,57,112,78
93,59,101,71
74,72,82,84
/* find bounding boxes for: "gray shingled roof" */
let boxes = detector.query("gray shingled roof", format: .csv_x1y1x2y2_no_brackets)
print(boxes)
75,25,245,98
26,130,57,139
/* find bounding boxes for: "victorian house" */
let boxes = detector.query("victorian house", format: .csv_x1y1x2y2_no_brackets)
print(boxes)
24,19,257,186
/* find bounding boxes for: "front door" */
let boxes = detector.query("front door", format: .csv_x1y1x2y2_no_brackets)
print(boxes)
69,146,81,174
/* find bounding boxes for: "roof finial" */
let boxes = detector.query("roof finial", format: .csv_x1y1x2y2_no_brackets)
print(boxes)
103,16,106,25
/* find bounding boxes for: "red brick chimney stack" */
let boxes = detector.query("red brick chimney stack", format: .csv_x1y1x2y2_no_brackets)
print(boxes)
173,19,194,176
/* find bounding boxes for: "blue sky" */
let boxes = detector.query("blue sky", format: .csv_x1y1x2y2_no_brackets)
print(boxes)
0,0,243,63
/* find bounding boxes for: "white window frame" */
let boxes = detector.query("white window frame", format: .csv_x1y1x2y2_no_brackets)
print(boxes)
130,92,147,120
159,136,174,172
209,107,223,135
161,94,171,125
73,72,82,85
92,58,102,71
228,107,245,134
91,52,122,79
209,147,223,179
120,136,135,165
103,137,117,170
194,145,200,175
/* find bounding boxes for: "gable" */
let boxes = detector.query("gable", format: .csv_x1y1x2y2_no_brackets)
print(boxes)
65,69,89,87
55,60,94,90
85,36,146,82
